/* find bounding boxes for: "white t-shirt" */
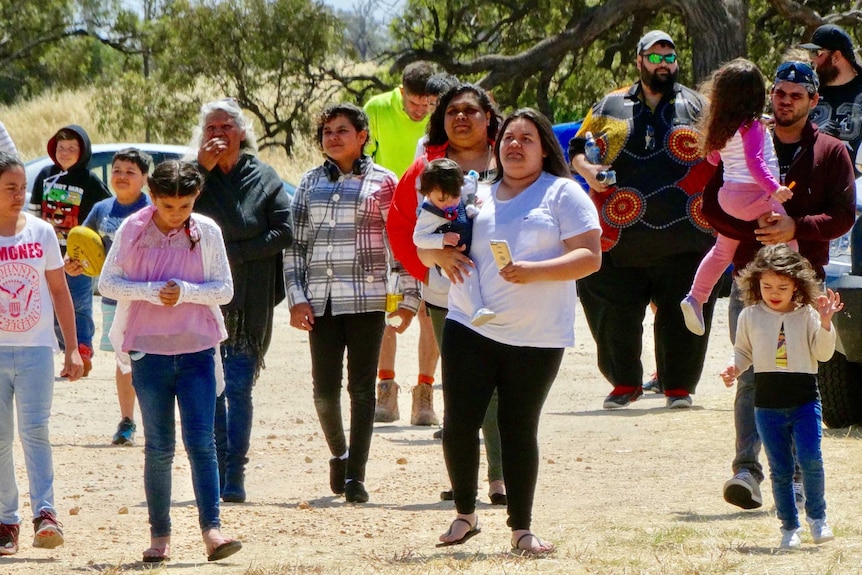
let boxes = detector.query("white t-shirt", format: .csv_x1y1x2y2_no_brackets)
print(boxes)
447,172,601,347
0,213,64,349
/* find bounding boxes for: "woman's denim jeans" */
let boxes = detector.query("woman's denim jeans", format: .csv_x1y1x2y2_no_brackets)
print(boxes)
0,347,56,524
132,348,221,537
214,345,256,489
755,400,827,531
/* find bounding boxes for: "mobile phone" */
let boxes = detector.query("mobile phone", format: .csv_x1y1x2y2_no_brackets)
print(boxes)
489,240,513,270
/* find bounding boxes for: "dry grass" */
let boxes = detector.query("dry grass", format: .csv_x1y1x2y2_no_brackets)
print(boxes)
7,91,862,575
0,88,320,183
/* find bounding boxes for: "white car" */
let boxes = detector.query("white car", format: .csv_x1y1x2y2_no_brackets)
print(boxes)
824,175,862,281
24,142,296,200
25,143,192,199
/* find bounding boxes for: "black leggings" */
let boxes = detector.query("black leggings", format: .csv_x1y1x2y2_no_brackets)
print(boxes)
441,319,563,530
308,302,385,483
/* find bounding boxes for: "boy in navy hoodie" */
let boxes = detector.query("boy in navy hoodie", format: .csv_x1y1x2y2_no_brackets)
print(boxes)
28,125,111,376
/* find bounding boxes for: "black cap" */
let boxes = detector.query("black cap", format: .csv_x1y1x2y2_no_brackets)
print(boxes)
800,24,862,75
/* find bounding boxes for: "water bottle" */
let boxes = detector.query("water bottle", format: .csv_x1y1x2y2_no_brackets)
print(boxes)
584,131,616,186
463,170,479,218
385,271,404,328
584,132,602,164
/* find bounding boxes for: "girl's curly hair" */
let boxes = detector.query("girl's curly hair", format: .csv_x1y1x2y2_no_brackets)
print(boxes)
735,244,822,308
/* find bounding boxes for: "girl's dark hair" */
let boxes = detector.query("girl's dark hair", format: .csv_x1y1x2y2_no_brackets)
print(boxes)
698,58,767,155
148,160,203,197
426,83,501,147
148,160,203,250
112,148,153,175
493,108,572,182
419,158,463,198
735,244,821,307
316,103,369,153
0,151,24,177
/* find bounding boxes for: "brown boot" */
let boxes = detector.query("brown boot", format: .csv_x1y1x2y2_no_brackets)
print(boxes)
374,380,400,423
411,383,439,426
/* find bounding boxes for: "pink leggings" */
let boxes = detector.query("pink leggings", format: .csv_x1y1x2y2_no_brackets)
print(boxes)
689,181,798,304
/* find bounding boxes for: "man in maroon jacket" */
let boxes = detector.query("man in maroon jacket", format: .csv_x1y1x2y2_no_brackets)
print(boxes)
702,60,856,510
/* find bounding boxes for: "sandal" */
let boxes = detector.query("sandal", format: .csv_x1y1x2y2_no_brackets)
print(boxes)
489,492,507,506
142,547,170,563
436,517,481,547
511,532,555,556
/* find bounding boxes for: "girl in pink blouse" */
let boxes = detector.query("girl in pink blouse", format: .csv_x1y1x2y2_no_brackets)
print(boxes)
681,58,798,336
99,160,240,564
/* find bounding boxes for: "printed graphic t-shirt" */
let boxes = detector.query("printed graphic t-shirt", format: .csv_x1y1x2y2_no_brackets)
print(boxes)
0,214,65,349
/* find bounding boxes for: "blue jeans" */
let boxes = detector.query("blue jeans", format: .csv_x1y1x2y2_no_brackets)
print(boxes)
214,345,256,488
132,349,221,537
0,347,57,524
54,272,95,350
728,283,764,482
755,400,827,530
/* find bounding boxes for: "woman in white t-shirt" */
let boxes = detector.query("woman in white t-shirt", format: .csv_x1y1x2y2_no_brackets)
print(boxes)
433,109,602,555
0,152,83,556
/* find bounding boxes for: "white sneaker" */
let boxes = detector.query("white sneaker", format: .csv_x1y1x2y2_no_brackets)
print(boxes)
723,470,763,509
779,527,802,549
666,395,693,409
807,517,834,544
471,308,496,326
680,295,705,336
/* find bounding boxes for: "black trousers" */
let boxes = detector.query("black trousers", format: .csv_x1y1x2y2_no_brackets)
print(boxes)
577,252,716,394
441,320,563,530
308,302,385,483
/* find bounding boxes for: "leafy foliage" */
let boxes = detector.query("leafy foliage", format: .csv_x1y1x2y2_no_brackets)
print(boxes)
157,0,347,154
386,0,862,121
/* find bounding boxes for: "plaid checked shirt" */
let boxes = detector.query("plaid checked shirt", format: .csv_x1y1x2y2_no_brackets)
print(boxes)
284,161,421,317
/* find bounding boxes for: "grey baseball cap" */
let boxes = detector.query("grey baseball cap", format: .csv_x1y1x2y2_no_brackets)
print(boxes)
638,30,675,53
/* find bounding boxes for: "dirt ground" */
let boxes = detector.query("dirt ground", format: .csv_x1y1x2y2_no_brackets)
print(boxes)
5,297,862,575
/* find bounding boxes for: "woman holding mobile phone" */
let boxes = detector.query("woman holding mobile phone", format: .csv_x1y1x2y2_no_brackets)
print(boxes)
433,109,601,555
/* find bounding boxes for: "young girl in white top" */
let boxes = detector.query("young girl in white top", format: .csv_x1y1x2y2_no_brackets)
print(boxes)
721,244,840,549
0,152,83,556
681,58,798,335
99,160,241,564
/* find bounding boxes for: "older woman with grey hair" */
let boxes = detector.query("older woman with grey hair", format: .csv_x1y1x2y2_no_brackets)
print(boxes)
191,98,293,503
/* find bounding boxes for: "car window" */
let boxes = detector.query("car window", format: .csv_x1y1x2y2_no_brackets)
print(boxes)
89,151,184,186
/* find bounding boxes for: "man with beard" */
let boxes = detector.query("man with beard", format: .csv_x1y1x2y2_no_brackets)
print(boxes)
702,61,856,510
801,24,862,176
569,30,717,410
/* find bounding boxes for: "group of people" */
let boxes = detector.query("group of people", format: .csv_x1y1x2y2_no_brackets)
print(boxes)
1,99,292,562
0,20,860,560
571,25,857,549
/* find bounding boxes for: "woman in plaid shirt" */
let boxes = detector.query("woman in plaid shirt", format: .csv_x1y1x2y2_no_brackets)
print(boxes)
284,103,421,504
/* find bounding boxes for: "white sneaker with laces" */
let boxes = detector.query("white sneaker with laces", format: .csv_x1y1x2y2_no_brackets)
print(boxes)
807,517,834,544
723,470,763,509
779,527,802,549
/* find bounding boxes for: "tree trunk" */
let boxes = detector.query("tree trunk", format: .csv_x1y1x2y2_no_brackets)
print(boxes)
675,0,749,83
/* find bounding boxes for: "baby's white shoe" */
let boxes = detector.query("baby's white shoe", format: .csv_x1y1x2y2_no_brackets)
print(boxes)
471,308,496,326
